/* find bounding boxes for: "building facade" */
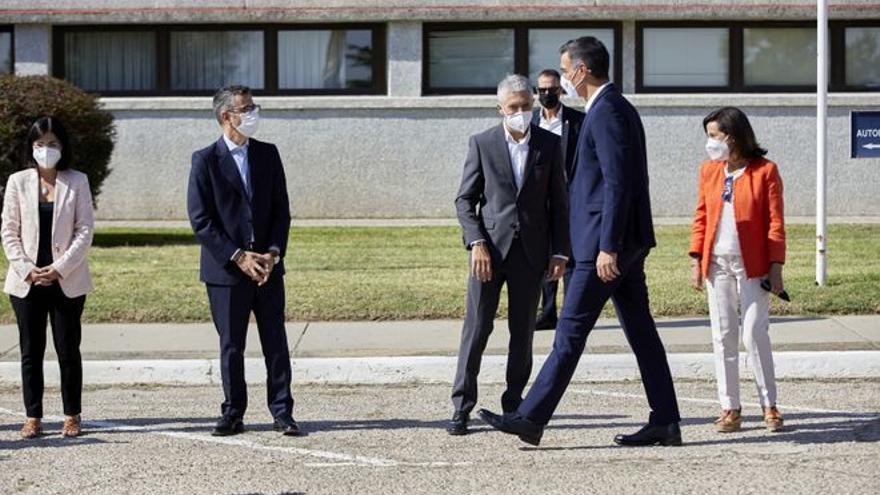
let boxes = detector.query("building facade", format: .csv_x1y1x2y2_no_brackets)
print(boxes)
2,0,879,219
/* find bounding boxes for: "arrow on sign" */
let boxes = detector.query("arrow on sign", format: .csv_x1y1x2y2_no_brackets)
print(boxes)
863,143,880,150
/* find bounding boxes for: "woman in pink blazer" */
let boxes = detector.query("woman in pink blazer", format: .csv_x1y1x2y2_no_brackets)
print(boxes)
2,117,94,439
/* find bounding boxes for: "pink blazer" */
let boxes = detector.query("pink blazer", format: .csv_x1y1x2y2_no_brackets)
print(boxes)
2,168,94,298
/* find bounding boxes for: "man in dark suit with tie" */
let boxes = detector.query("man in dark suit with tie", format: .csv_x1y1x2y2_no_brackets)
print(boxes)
447,74,570,436
187,85,300,437
531,69,585,330
480,37,682,447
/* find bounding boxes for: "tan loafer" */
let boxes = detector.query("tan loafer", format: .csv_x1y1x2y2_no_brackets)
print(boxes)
714,409,742,433
763,406,784,432
20,418,42,439
61,415,82,438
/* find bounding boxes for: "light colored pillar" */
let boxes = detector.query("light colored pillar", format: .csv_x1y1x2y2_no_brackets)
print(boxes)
14,24,52,75
621,21,636,94
387,21,422,97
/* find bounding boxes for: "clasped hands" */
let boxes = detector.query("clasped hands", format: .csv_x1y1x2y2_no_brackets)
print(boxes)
26,266,62,286
235,251,276,286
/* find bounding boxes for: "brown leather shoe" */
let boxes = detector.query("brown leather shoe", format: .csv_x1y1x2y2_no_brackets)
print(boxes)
763,406,784,432
62,415,82,438
714,409,742,433
20,418,42,439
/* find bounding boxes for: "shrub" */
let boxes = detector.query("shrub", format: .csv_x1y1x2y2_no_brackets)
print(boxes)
0,75,115,206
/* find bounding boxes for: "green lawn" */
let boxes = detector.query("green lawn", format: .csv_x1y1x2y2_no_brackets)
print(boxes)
0,224,877,323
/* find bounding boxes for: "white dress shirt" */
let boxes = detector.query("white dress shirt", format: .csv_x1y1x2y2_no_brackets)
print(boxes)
222,134,260,258
223,134,251,197
584,82,612,116
501,125,568,262
539,108,563,136
504,126,531,191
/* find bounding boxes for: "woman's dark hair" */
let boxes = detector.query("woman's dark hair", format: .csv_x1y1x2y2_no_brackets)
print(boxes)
702,107,767,159
25,116,72,170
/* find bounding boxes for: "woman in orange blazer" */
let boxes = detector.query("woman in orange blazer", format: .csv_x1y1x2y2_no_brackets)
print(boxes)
688,107,785,434
2,117,94,439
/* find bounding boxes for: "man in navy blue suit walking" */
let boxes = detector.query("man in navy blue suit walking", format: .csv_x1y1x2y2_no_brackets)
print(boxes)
187,85,300,437
480,37,682,447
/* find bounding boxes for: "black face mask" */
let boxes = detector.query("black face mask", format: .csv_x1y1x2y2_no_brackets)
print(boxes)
539,92,560,109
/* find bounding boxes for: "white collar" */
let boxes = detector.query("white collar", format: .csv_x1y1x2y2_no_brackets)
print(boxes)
584,82,612,114
222,134,249,153
503,125,531,146
540,105,562,122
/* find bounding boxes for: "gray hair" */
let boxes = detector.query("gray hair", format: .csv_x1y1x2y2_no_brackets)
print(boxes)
496,74,533,104
212,85,251,124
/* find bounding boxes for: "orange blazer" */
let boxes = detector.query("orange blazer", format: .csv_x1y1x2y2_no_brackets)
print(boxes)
689,158,786,279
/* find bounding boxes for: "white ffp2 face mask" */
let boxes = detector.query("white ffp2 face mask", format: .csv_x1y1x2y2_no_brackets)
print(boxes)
33,146,62,170
235,108,260,138
560,75,578,97
705,137,730,161
504,110,532,134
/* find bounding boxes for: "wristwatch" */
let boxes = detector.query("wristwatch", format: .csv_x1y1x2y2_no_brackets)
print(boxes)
231,249,245,263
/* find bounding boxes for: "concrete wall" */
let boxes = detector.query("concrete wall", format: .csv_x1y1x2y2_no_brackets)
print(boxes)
2,3,879,219
97,93,880,219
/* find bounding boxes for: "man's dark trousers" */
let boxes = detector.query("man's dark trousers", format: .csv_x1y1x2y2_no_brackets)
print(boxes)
207,270,292,420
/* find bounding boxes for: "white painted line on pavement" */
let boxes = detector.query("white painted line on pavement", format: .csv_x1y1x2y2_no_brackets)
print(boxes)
0,406,470,469
571,389,880,418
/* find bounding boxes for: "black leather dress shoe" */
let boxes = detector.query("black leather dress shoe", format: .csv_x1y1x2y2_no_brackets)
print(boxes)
534,317,558,331
478,408,543,446
212,416,244,436
446,411,469,436
613,422,682,447
273,414,302,436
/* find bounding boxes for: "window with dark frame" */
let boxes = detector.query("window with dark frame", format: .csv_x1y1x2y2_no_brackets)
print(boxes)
0,26,12,75
641,27,729,88
423,23,622,95
52,24,386,96
844,25,880,90
637,21,880,93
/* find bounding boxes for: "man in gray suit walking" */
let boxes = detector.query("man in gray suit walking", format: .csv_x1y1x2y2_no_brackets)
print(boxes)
447,74,571,435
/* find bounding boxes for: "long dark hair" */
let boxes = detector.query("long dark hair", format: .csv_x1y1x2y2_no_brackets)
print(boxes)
25,116,72,170
702,107,767,159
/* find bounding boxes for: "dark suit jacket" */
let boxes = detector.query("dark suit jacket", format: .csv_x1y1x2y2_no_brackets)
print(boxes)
187,137,291,286
455,124,570,270
531,104,586,182
569,84,656,264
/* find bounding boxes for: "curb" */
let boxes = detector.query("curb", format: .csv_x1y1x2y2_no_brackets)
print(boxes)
1,351,878,386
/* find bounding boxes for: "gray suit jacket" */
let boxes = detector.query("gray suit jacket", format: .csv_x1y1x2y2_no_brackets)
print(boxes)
455,124,570,270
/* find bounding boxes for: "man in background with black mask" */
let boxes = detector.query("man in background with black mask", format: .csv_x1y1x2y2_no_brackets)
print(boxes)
531,69,585,330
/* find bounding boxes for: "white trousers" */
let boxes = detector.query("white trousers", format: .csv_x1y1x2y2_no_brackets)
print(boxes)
705,254,777,410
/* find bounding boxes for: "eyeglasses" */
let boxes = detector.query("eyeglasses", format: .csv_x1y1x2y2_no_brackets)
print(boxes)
722,175,733,203
536,87,561,95
230,104,261,114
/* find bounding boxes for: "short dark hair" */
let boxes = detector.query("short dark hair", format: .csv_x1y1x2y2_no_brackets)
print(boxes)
26,116,72,171
537,69,561,83
560,36,610,80
702,107,768,159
